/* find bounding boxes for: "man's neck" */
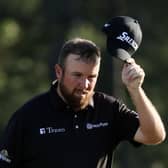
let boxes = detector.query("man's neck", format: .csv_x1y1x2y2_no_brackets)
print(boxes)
56,84,68,104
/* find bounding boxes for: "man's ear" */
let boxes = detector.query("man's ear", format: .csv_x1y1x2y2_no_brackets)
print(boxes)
54,64,63,80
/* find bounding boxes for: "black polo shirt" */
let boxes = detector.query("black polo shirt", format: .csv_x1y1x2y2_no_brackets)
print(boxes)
0,82,140,168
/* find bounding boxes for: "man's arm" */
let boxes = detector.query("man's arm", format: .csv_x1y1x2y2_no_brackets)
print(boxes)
122,58,166,145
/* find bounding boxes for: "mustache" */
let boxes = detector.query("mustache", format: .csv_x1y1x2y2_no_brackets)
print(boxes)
74,89,89,94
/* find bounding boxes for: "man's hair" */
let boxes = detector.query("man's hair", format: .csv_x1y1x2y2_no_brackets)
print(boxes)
58,38,101,67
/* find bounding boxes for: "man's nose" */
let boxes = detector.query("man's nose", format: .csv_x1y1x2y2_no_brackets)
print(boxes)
80,78,90,89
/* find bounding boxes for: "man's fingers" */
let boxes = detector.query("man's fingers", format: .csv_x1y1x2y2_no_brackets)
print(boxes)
125,58,135,64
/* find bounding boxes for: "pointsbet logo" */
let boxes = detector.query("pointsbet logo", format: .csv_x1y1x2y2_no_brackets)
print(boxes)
86,122,109,130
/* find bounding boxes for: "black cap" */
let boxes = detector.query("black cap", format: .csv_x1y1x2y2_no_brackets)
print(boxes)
102,16,142,61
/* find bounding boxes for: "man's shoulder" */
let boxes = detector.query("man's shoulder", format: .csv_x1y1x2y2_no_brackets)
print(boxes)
13,90,50,118
24,91,49,108
94,91,118,103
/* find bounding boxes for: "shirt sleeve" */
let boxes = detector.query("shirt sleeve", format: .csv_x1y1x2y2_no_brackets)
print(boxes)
0,111,23,168
95,92,141,147
113,99,141,146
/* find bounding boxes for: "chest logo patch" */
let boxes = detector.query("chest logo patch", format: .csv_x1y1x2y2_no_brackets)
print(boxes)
86,122,109,130
40,127,66,135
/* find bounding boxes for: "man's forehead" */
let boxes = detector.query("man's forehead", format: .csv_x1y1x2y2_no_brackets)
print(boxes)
66,54,81,61
63,54,100,74
65,53,101,65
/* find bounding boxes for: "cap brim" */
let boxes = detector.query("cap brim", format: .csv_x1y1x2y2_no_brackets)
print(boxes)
109,48,131,61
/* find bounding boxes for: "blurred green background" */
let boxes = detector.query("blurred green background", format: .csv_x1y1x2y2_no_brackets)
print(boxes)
0,0,167,167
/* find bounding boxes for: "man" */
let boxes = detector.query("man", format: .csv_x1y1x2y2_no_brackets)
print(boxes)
0,38,166,168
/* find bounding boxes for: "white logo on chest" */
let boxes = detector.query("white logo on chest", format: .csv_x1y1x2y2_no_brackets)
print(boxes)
86,122,109,130
40,127,66,135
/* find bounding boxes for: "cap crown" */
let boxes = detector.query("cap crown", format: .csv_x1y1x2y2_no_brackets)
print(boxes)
102,16,142,61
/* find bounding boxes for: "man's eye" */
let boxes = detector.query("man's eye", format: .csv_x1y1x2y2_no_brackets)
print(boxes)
89,75,96,79
73,73,82,77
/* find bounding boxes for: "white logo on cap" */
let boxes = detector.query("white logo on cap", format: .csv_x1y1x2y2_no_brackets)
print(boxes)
104,23,111,27
116,32,138,50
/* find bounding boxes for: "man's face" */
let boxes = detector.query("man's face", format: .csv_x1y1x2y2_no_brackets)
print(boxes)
55,54,100,110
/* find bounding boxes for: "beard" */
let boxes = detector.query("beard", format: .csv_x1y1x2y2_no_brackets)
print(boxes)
59,80,93,110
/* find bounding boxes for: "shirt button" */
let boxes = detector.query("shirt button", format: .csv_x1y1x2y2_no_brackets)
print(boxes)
75,125,79,129
74,114,78,118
